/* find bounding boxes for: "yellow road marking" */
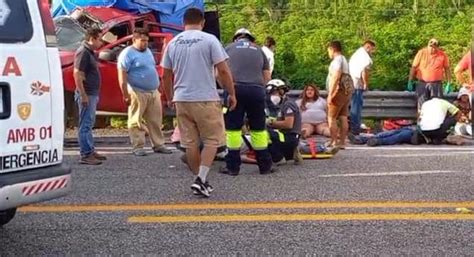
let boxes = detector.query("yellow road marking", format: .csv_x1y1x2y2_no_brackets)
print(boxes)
128,213,474,223
18,201,474,213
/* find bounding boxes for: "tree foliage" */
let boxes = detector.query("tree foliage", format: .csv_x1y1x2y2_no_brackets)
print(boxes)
213,0,474,90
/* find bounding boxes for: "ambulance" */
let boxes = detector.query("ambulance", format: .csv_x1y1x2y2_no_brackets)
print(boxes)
0,0,72,226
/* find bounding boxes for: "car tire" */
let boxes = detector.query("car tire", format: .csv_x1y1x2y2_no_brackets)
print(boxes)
0,208,17,226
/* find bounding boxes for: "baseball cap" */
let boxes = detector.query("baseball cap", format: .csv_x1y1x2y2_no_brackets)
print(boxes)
457,87,470,99
428,38,439,47
233,28,256,42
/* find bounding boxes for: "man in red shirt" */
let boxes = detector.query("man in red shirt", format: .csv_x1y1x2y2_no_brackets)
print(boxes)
408,38,452,110
454,50,473,92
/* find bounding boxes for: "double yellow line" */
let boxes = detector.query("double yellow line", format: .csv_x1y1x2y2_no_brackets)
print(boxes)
19,201,474,223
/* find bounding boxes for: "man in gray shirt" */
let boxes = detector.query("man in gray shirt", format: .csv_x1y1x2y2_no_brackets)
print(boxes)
219,28,274,176
161,8,236,197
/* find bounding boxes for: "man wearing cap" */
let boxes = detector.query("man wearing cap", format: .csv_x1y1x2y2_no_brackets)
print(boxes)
408,38,452,110
220,28,274,176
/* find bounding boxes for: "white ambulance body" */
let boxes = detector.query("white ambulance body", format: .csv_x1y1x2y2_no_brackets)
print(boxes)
0,0,72,226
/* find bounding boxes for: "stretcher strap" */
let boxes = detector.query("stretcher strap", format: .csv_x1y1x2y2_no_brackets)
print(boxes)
307,138,317,158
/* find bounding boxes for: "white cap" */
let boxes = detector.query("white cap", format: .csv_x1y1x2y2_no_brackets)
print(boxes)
233,28,255,42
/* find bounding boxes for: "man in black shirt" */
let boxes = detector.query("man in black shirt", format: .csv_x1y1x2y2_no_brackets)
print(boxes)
73,28,106,165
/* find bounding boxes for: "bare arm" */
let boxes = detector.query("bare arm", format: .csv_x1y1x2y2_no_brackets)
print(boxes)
162,68,174,103
263,69,271,84
329,69,342,100
270,115,294,130
362,68,370,90
118,68,130,105
73,69,87,96
215,61,235,97
445,66,452,82
408,66,417,81
454,65,467,85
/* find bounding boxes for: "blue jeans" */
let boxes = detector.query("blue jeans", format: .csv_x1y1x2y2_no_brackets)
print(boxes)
358,127,413,145
350,89,364,134
75,93,98,157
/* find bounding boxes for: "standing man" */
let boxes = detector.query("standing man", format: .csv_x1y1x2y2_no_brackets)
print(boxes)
220,28,274,176
74,28,106,165
408,38,451,110
454,50,473,91
326,40,352,149
261,36,276,76
349,40,376,135
161,8,236,197
118,28,172,156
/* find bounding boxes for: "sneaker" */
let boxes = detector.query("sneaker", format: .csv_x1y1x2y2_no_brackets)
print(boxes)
93,152,107,160
204,181,214,193
191,179,214,195
153,145,173,154
79,155,102,165
191,177,210,197
293,148,303,165
366,138,379,147
133,149,148,156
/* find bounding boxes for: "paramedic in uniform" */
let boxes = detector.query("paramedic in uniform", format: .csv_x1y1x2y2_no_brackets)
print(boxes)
220,28,274,176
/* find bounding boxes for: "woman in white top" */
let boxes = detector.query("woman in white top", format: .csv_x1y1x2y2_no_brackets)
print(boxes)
296,83,331,138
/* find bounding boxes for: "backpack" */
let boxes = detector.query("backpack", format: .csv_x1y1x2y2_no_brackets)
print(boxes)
339,73,354,96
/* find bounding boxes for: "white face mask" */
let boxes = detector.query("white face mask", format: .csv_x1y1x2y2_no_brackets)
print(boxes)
270,95,281,105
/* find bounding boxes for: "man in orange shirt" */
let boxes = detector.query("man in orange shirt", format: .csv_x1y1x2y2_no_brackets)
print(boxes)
408,38,451,110
454,50,473,92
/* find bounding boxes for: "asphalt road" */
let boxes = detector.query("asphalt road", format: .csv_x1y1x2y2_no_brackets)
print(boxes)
1,142,473,255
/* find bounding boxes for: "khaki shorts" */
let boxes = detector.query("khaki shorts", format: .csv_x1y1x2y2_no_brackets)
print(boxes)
175,101,225,148
328,91,351,119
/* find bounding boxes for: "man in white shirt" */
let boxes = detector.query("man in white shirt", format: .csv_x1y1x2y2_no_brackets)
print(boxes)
348,40,376,135
414,97,462,145
261,36,276,75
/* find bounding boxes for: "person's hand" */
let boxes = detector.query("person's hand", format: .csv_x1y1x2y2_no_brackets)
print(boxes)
123,92,131,106
227,94,237,111
167,101,175,109
80,94,89,107
362,84,368,91
407,80,415,92
266,117,276,127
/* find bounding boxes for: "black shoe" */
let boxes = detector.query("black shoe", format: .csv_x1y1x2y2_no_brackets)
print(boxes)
192,181,213,195
191,177,210,197
204,181,214,193
219,166,239,176
366,138,379,147
348,133,364,145
410,131,421,145
260,167,277,175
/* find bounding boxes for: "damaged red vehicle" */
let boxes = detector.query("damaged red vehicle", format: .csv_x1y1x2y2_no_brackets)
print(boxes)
55,7,180,116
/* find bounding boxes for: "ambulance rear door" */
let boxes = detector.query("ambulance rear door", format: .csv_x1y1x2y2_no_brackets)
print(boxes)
0,0,58,174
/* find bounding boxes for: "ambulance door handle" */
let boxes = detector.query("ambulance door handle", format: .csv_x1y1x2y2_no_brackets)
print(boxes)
0,82,11,119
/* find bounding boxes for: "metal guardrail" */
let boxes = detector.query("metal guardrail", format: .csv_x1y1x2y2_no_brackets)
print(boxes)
164,90,459,120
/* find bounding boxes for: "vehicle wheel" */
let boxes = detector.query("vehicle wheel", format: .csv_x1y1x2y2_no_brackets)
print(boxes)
0,208,17,226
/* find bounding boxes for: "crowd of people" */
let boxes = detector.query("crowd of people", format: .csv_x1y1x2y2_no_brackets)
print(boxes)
72,8,473,197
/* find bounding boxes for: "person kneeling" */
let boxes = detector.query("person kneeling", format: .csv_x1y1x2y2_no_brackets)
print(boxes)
265,79,303,165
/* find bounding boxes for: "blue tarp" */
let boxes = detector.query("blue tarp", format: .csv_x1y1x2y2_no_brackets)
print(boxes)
51,0,204,34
